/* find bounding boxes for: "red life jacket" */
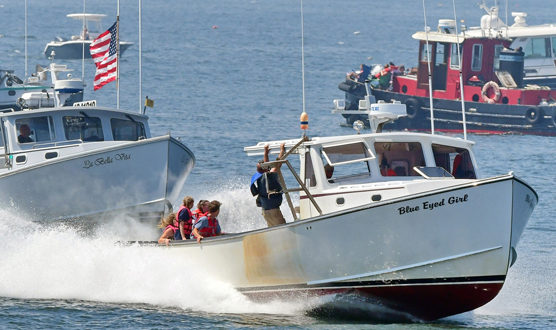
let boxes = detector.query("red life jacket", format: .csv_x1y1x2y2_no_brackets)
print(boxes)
176,205,194,236
192,209,208,223
197,216,220,237
165,224,178,234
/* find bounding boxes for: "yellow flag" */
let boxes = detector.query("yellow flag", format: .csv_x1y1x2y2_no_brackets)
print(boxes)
145,97,154,108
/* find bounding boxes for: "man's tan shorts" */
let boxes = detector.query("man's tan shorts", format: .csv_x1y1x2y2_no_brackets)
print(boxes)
262,208,286,227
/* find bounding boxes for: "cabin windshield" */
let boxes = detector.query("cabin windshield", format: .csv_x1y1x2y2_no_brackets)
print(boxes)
321,142,374,182
523,37,550,59
63,116,104,141
374,142,425,176
432,144,476,179
111,118,146,141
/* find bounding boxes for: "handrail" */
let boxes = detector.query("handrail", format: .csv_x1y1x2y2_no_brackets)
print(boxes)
258,135,322,220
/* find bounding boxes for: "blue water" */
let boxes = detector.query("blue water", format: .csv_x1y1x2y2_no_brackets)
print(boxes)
1,0,555,328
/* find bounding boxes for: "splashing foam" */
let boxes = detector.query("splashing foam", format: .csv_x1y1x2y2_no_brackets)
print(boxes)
0,205,306,315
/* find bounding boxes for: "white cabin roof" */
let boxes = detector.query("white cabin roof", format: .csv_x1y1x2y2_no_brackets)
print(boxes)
66,13,107,21
244,132,475,157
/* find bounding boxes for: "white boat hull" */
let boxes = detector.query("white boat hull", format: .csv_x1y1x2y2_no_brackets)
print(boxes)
0,135,194,222
149,175,536,320
44,40,133,59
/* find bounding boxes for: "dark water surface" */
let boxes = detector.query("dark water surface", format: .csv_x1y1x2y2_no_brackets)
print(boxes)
0,0,554,328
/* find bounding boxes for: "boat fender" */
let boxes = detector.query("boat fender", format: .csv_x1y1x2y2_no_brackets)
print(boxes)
481,81,500,104
405,98,421,119
525,106,543,125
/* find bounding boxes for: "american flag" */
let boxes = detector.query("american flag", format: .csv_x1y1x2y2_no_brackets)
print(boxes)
90,22,118,91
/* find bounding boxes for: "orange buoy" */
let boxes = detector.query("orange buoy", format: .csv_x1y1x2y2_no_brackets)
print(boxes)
300,112,309,130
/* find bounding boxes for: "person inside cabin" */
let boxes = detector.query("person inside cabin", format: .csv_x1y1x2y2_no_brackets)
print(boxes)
451,150,476,179
175,196,195,240
18,124,34,143
380,156,396,176
81,27,89,40
324,163,334,181
192,199,209,224
191,200,223,243
250,143,286,227
158,213,178,245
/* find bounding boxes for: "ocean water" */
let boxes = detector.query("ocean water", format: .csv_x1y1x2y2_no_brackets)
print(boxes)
0,0,555,328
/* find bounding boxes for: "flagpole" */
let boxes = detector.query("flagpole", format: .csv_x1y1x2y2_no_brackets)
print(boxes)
82,0,86,82
24,0,28,77
116,0,120,109
139,0,142,114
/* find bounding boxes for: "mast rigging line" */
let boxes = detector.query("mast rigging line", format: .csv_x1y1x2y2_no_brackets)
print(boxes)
421,0,435,135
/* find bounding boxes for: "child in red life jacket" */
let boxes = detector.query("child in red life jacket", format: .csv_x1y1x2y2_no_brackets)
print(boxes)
175,196,195,240
158,213,178,245
192,199,209,225
191,200,222,243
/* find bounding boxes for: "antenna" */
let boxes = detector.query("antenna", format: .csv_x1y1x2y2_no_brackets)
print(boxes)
452,0,467,140
24,0,28,77
422,0,435,134
299,0,307,136
82,0,86,82
139,0,142,113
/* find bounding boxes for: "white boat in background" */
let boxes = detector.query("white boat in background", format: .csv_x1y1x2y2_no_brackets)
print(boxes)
0,101,194,223
138,103,536,321
43,13,133,59
460,1,556,87
1,62,84,111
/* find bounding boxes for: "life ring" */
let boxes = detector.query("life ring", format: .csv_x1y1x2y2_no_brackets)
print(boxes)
481,81,501,104
525,107,543,125
405,98,421,119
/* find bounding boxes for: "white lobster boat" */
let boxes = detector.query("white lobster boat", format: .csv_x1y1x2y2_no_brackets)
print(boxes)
144,103,536,320
0,101,194,223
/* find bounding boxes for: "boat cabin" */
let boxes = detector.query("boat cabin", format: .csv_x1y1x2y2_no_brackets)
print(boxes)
0,105,150,170
246,131,478,220
389,27,555,106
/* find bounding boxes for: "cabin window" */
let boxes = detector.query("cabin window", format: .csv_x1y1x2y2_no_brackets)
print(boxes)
304,150,316,187
493,45,503,70
111,118,146,141
450,43,462,69
15,117,55,144
421,43,433,62
321,142,373,181
432,144,476,179
63,116,104,141
471,44,483,71
374,142,425,176
523,37,550,58
551,37,556,57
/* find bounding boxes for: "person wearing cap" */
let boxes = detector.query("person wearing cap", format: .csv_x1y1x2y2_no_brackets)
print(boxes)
250,143,286,227
191,200,223,243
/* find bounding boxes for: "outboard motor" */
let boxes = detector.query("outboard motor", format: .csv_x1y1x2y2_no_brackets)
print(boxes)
499,48,524,88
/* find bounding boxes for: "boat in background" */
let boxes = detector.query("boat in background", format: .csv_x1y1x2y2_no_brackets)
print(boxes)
43,13,133,59
136,103,536,321
464,1,556,88
338,19,556,135
1,61,84,111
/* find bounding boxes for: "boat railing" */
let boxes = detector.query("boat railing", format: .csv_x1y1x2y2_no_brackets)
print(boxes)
32,139,83,149
258,136,322,220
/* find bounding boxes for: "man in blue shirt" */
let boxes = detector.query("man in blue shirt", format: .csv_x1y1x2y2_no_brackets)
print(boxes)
250,143,286,227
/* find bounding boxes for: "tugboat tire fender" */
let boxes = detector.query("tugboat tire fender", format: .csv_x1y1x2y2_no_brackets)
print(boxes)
481,81,500,103
405,98,421,119
525,107,543,125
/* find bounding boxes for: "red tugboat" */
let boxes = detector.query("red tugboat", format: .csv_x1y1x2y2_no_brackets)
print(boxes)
338,20,556,135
